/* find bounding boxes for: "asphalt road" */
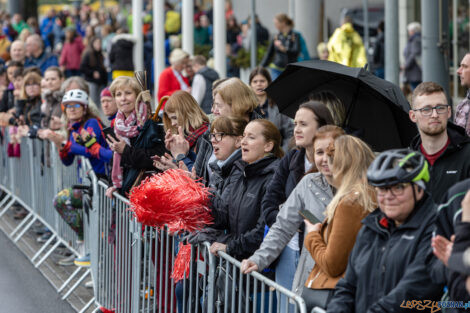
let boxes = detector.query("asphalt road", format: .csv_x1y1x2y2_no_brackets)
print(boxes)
0,230,75,313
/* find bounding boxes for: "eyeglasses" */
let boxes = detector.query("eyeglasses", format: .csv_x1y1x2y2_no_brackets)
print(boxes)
209,132,236,142
376,183,410,197
413,105,449,116
64,103,83,109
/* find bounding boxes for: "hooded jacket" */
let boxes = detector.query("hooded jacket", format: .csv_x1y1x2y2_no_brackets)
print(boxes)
212,155,280,260
109,34,136,71
327,194,443,313
327,23,367,68
426,178,470,313
410,125,470,203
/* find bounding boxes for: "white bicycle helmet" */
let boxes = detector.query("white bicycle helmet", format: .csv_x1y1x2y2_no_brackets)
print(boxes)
62,89,89,108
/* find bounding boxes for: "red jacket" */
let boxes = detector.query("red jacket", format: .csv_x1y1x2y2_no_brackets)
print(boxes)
157,66,189,102
60,36,84,70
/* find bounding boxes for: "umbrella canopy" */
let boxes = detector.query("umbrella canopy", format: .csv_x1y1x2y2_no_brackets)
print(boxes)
266,60,418,152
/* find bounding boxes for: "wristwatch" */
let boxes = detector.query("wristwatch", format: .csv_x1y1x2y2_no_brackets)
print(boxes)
174,153,186,163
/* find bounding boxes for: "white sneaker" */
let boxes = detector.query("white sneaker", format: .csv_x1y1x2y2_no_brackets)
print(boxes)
58,254,75,266
85,280,93,289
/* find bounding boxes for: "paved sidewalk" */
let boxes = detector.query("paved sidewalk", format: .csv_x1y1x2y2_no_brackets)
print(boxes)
0,230,75,313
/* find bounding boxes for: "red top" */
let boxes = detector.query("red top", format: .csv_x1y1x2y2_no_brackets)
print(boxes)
157,67,189,106
420,138,450,166
59,36,85,70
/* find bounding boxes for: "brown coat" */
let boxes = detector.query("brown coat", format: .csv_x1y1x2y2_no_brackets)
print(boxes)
304,191,374,289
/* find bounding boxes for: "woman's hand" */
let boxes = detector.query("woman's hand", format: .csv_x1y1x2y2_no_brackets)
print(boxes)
461,191,470,222
304,220,322,234
80,128,95,141
169,126,190,158
165,129,174,151
17,125,30,137
105,186,117,199
106,135,127,154
152,153,178,171
209,242,227,256
177,161,197,179
241,259,259,274
432,234,454,267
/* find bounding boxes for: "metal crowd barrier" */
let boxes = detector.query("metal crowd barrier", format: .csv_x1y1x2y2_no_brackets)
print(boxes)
0,133,309,313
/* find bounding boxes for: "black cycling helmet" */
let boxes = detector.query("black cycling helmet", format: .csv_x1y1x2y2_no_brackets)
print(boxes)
367,149,430,187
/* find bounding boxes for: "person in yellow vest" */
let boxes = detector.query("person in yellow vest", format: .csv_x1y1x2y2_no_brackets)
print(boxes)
327,16,367,68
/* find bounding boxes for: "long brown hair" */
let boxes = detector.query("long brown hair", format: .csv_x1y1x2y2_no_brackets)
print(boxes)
325,135,376,222
163,91,209,134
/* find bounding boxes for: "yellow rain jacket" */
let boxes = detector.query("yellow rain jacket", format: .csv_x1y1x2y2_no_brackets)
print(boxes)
327,23,367,68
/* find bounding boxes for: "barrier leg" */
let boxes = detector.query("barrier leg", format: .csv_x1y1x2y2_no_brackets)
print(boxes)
62,268,91,300
11,214,37,242
34,240,61,268
0,198,16,218
31,233,59,263
78,297,96,313
58,266,83,293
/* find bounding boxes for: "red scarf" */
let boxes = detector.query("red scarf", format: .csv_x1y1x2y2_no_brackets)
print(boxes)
185,122,209,149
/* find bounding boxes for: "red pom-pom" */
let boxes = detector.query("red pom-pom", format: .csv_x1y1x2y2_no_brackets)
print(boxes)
128,169,213,232
171,243,192,282
98,307,115,313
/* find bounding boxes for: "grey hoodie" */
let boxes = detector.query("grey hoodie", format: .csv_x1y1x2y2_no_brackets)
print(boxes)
248,172,333,295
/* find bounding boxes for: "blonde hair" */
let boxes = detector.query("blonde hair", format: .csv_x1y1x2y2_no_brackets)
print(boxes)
213,78,258,119
109,76,142,98
163,91,209,133
325,135,376,223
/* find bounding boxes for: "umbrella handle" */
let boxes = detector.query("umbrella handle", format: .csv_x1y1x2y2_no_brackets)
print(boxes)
152,96,169,122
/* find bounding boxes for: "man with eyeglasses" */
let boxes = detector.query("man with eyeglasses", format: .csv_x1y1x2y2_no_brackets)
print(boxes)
409,81,470,203
455,53,470,136
327,149,442,313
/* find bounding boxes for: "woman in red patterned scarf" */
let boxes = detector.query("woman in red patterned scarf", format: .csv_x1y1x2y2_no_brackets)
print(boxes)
153,90,209,172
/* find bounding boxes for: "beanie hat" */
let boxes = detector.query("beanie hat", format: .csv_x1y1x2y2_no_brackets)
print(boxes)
100,87,112,98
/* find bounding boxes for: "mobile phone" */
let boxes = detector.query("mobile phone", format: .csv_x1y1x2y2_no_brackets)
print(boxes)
298,209,321,224
103,127,118,141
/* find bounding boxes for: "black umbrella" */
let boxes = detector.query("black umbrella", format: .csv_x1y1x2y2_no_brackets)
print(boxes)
266,60,418,152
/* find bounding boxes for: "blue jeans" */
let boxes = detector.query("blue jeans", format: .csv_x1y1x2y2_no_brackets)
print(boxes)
270,68,283,81
275,246,300,313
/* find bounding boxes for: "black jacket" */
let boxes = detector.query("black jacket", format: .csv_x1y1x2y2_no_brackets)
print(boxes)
80,50,108,85
411,126,470,203
16,96,43,127
212,155,280,260
261,30,300,69
327,194,443,313
109,34,135,72
196,66,219,114
41,90,63,129
262,149,306,227
0,88,14,113
426,178,470,312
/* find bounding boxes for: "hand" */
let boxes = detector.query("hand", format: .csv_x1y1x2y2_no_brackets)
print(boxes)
17,125,30,137
47,131,65,147
93,71,100,79
304,220,322,234
106,186,117,198
80,128,95,141
152,153,177,171
169,126,190,158
37,128,51,139
177,161,197,179
241,259,259,274
106,135,127,154
432,234,454,266
209,242,227,256
461,191,470,222
164,129,174,151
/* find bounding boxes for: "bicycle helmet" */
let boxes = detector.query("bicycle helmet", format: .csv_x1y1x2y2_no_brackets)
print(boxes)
367,149,429,188
61,89,89,111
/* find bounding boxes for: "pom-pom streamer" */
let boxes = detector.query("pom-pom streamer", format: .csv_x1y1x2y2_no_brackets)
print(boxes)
171,243,192,282
129,169,213,232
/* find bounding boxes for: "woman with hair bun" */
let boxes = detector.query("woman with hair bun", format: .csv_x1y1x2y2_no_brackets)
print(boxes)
261,13,300,80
